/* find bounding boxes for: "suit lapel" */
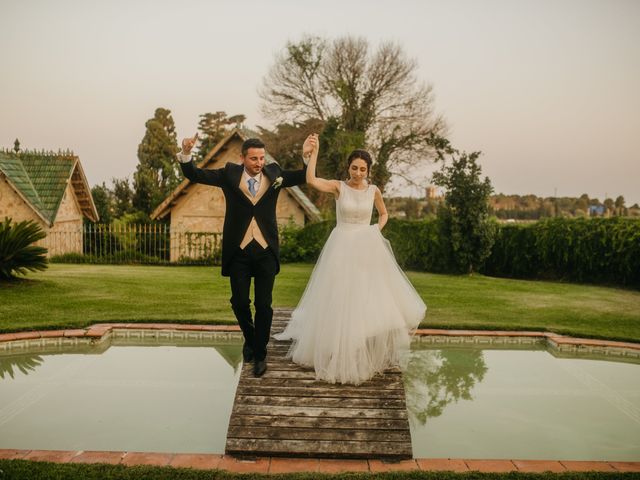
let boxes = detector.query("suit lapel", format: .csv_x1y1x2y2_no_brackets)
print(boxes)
228,163,253,207
252,170,272,204
253,165,277,205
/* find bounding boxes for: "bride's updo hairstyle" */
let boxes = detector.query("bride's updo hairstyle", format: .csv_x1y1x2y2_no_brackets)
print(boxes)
347,149,373,174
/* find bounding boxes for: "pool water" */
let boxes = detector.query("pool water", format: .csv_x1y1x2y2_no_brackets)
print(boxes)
0,333,241,454
1,331,639,460
405,342,640,461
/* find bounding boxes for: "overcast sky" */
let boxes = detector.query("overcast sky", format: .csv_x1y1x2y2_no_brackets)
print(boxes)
1,0,638,204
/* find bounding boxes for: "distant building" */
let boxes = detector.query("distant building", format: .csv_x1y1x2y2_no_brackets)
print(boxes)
425,185,440,199
0,149,98,256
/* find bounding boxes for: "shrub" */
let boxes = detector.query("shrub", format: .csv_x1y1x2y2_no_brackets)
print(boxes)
0,218,48,280
280,220,334,263
381,218,449,272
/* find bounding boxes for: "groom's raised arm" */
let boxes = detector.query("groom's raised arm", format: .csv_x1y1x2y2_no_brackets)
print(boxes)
177,133,224,187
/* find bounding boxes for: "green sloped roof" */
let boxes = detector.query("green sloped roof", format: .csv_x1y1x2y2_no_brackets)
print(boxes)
0,152,46,217
0,150,76,223
20,152,75,221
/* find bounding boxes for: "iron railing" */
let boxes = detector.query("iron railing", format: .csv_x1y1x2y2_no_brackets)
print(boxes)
43,223,222,265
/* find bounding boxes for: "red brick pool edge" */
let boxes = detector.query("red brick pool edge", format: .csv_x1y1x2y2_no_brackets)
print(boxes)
0,449,639,473
1,322,639,353
1,322,639,473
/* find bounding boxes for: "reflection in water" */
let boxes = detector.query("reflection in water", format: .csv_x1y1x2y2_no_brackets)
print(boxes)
404,347,487,424
0,355,44,379
213,345,243,372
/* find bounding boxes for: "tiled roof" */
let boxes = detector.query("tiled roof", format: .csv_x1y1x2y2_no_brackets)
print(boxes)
20,152,76,222
0,150,89,224
0,152,45,217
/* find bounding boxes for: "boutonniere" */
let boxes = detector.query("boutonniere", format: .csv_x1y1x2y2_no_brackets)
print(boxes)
272,176,283,190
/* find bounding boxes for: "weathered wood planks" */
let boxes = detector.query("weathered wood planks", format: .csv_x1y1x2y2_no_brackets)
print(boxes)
224,308,413,459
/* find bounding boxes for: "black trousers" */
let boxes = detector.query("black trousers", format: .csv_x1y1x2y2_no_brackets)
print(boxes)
228,240,277,361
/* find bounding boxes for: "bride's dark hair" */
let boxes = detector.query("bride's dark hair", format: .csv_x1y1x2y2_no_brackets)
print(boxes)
347,150,373,173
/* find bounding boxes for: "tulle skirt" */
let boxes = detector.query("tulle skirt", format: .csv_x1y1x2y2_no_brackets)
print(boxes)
274,223,427,385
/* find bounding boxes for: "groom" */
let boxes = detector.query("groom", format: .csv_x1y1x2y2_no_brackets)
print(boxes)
177,133,316,376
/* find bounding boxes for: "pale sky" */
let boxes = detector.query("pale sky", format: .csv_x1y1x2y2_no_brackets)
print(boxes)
1,0,639,204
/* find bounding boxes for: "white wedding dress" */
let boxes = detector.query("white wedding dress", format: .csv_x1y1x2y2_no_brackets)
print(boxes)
274,181,427,385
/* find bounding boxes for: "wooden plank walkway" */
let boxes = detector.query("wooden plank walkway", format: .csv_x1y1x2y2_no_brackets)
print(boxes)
225,308,413,459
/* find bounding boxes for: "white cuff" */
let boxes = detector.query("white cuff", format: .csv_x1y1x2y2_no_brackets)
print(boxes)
177,152,192,163
303,155,309,166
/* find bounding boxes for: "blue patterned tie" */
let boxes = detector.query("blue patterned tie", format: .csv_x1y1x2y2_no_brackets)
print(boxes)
248,177,257,197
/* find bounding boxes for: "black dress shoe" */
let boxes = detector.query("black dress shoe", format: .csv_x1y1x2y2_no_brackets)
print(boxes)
253,359,267,377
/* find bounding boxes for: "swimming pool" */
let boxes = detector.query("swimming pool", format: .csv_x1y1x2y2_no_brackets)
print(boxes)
1,329,638,460
0,330,241,454
406,337,640,461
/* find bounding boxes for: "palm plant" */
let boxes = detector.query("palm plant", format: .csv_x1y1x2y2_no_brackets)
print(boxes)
0,217,48,280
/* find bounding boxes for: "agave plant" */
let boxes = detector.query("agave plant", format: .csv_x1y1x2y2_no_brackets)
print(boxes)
0,217,48,280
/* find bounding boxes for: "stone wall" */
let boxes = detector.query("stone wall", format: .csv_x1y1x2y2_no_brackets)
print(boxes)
0,176,46,228
46,182,83,256
0,177,84,257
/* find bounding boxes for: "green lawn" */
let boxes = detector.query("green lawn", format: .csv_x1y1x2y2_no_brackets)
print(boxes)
1,263,639,343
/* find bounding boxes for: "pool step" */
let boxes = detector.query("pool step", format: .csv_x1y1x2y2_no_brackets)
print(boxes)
224,308,412,460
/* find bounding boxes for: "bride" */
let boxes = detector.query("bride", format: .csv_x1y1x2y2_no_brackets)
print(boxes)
274,134,427,385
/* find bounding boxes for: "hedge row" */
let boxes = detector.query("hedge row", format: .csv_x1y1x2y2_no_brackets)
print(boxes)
483,217,640,286
280,217,640,287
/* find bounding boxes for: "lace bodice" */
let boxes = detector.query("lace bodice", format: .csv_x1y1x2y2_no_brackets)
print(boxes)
336,180,375,225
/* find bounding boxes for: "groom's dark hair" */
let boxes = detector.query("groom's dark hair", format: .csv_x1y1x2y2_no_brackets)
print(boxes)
241,138,265,157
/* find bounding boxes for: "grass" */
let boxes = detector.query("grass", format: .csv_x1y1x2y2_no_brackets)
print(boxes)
1,264,639,343
1,460,639,480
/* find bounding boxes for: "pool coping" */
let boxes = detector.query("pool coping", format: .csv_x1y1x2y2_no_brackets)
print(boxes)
0,449,639,473
1,323,639,353
1,323,639,473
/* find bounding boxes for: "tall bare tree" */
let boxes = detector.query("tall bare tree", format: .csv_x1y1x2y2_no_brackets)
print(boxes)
260,35,447,192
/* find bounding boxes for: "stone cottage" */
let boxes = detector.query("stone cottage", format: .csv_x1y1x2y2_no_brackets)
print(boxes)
0,149,98,256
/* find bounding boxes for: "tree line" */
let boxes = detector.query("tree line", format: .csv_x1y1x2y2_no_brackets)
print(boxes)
388,193,638,220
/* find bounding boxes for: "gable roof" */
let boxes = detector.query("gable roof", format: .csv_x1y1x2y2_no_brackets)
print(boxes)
151,127,322,222
0,149,99,225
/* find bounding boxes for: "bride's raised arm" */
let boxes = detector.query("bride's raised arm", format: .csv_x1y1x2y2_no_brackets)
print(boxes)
303,134,340,196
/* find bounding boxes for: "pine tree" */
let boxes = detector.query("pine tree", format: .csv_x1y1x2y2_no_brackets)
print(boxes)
195,112,245,163
91,182,114,224
134,108,180,214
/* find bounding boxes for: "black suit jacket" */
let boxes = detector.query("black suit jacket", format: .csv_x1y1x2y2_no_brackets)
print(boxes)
179,160,306,276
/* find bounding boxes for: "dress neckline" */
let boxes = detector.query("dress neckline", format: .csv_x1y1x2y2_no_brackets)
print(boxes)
342,180,370,192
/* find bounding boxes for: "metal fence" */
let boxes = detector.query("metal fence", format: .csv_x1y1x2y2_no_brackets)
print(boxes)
44,223,222,265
